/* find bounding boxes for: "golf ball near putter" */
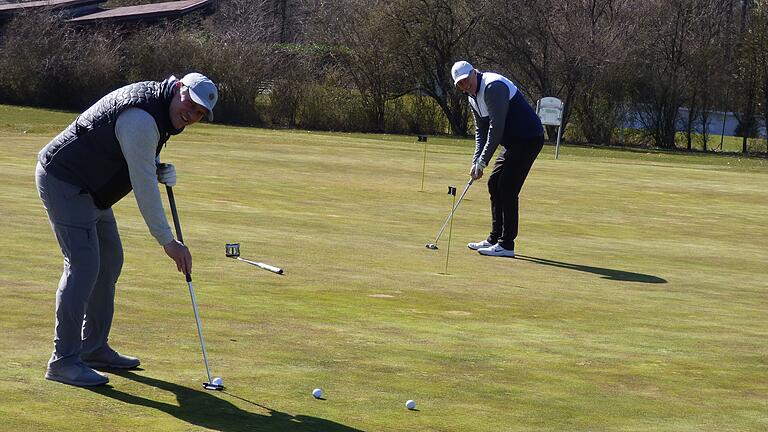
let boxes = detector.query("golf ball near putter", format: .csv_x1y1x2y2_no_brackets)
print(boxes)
312,388,323,399
212,377,223,386
405,399,416,410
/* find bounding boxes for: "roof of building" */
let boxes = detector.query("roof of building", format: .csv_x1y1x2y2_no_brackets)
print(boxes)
0,0,103,14
69,0,212,23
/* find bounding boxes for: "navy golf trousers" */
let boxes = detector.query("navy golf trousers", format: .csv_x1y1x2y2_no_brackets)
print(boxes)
486,135,544,250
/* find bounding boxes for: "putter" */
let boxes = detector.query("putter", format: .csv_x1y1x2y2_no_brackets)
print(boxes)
425,178,474,250
166,186,224,391
225,243,284,275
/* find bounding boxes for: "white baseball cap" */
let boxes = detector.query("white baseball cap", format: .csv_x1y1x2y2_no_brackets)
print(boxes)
451,60,474,85
181,72,218,121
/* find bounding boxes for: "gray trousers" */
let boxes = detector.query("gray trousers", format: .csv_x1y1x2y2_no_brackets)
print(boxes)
35,163,123,369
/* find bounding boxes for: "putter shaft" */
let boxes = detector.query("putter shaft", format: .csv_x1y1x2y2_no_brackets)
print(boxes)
166,186,221,390
429,178,474,247
186,279,214,385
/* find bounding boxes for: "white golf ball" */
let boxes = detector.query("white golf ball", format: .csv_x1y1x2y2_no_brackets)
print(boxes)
405,399,416,410
312,388,323,399
212,377,223,386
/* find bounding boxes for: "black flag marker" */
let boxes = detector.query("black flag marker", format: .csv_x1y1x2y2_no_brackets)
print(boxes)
447,186,457,196
418,135,429,191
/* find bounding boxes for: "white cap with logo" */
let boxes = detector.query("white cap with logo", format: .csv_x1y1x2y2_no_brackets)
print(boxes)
181,72,218,121
451,61,474,85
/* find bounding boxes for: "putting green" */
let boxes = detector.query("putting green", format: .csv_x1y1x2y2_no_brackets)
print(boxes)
0,104,766,431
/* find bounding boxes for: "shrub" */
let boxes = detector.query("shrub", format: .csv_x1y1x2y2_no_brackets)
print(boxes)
386,94,448,135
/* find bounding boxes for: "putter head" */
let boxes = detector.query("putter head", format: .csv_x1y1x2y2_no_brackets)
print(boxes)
425,243,438,250
203,382,225,391
225,243,240,258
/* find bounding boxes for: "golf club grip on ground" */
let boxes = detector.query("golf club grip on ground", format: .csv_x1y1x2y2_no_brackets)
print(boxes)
166,186,192,283
238,257,284,274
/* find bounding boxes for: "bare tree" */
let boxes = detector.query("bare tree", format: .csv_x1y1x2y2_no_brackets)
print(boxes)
314,0,410,132
626,0,714,148
482,0,561,111
383,0,483,136
479,0,632,144
732,0,761,152
203,0,284,124
756,0,768,154
679,0,733,151
565,0,639,145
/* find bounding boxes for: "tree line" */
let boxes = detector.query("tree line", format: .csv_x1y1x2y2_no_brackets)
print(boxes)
1,0,767,154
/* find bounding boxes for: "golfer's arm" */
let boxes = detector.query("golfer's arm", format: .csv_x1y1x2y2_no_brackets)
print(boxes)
472,108,488,164
116,108,174,246
478,82,510,166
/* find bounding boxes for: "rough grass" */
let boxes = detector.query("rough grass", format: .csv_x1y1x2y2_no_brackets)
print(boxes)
0,105,766,431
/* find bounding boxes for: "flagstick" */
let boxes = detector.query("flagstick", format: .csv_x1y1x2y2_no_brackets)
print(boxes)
418,135,427,191
444,185,456,274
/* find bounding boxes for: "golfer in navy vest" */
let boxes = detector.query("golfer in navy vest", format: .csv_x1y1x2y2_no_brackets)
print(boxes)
452,61,544,257
35,73,218,386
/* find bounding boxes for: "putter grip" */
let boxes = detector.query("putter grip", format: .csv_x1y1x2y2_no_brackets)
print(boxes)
260,263,283,274
166,186,192,283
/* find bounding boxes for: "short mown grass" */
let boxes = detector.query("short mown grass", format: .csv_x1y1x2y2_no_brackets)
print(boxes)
0,105,766,431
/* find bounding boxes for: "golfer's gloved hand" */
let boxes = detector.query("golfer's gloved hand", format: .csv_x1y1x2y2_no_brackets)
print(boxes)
470,160,486,180
156,163,177,187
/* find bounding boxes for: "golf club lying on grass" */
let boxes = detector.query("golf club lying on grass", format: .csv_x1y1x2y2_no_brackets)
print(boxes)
166,185,224,391
225,243,284,275
426,178,474,250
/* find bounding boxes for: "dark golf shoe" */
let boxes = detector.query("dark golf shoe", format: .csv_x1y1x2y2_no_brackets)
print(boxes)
81,347,141,369
45,362,109,387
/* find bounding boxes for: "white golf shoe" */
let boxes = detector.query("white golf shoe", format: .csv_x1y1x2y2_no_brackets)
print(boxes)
467,240,494,250
477,243,515,257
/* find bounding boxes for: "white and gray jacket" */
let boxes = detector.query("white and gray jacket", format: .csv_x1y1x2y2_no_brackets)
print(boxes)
470,72,544,167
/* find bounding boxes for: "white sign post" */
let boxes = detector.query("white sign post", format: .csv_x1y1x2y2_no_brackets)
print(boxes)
536,97,564,159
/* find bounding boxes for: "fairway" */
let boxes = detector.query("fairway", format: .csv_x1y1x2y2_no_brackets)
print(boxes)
0,105,766,431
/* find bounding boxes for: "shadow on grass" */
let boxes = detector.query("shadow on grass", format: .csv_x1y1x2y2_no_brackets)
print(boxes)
89,370,364,432
515,255,667,284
